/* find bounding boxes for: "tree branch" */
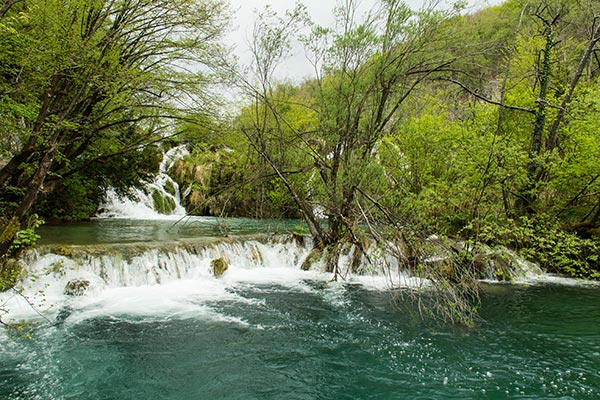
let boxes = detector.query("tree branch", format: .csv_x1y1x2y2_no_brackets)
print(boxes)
439,77,536,114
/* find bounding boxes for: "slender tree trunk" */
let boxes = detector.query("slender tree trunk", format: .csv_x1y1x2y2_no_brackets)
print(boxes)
242,128,328,247
545,20,600,152
518,27,554,215
14,146,57,222
0,147,35,188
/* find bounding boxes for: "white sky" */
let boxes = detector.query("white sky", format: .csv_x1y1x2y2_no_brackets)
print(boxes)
224,0,504,80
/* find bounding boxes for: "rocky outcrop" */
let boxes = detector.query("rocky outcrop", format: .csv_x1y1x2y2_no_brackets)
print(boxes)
211,257,228,277
64,279,90,296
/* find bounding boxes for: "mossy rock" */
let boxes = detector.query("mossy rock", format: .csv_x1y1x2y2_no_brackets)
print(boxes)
291,233,305,247
491,251,513,281
211,257,228,277
301,247,323,271
471,252,489,276
51,245,75,257
250,246,263,265
64,279,90,296
164,180,177,196
152,191,176,214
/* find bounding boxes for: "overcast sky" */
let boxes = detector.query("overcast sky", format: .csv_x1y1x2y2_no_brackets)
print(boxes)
224,0,503,80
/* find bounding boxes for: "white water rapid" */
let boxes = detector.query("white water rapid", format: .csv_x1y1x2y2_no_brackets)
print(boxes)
1,235,413,324
97,145,189,219
2,145,595,328
4,227,587,327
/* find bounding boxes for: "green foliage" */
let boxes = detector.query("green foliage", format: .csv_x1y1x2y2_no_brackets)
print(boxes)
0,0,230,232
9,227,40,254
0,258,23,292
2,319,38,339
471,216,600,280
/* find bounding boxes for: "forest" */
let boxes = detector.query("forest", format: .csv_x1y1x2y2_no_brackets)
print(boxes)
1,0,599,307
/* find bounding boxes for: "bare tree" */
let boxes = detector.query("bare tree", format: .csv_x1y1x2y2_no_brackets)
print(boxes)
237,0,470,277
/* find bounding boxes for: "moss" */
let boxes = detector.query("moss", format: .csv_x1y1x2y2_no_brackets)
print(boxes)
152,191,176,214
0,258,24,291
301,247,323,271
0,217,20,244
51,245,74,257
164,180,177,196
211,257,228,277
250,246,263,265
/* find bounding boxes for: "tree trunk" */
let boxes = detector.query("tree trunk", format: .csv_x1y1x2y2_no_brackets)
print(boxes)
13,146,57,223
545,21,600,152
517,27,554,215
0,146,35,188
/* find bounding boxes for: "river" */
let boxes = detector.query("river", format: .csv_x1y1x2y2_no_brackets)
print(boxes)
1,218,599,399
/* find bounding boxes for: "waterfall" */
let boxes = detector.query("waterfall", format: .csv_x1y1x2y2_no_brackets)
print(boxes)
1,235,418,322
1,231,591,325
97,145,189,219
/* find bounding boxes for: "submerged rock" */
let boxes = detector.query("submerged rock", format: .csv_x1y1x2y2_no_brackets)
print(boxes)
55,306,73,323
211,257,228,277
51,245,75,257
64,279,90,296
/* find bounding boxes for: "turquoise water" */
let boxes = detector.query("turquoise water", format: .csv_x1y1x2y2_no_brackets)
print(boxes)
2,219,599,399
37,217,303,245
1,282,599,399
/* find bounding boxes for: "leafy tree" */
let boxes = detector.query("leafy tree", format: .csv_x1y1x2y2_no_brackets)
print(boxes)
0,0,229,274
238,1,470,268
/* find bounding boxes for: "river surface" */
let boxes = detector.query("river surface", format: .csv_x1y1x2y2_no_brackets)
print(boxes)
1,218,599,399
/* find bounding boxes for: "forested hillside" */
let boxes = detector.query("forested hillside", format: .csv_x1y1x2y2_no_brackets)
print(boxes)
177,0,600,280
1,0,599,292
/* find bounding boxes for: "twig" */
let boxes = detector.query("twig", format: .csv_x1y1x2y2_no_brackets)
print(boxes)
11,288,54,325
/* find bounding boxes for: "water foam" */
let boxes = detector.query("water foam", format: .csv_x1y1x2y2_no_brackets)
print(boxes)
2,233,596,330
96,145,188,219
0,236,315,324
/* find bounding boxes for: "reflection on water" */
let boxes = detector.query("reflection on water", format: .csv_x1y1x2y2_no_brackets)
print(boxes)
38,217,304,245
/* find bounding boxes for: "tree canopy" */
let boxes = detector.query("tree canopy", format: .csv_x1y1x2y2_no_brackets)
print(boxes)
1,0,599,322
0,0,229,259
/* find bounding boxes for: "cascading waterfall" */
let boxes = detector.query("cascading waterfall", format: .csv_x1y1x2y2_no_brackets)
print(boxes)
2,231,438,322
2,229,562,325
97,145,189,219
0,142,581,327
2,237,598,400
3,214,598,400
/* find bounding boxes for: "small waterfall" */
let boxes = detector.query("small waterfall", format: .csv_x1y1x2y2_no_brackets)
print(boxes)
2,235,413,322
31,236,311,289
97,145,189,219
2,232,592,324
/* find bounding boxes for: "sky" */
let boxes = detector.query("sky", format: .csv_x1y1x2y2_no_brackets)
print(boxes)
220,0,503,82
225,0,410,80
224,0,504,80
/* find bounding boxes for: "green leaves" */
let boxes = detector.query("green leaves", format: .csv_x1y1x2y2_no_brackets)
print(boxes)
0,0,231,252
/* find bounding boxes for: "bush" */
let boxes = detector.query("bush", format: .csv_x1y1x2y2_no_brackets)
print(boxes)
469,215,600,280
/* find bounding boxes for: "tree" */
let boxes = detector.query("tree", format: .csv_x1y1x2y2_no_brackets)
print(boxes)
236,0,473,274
0,0,229,269
447,0,600,220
